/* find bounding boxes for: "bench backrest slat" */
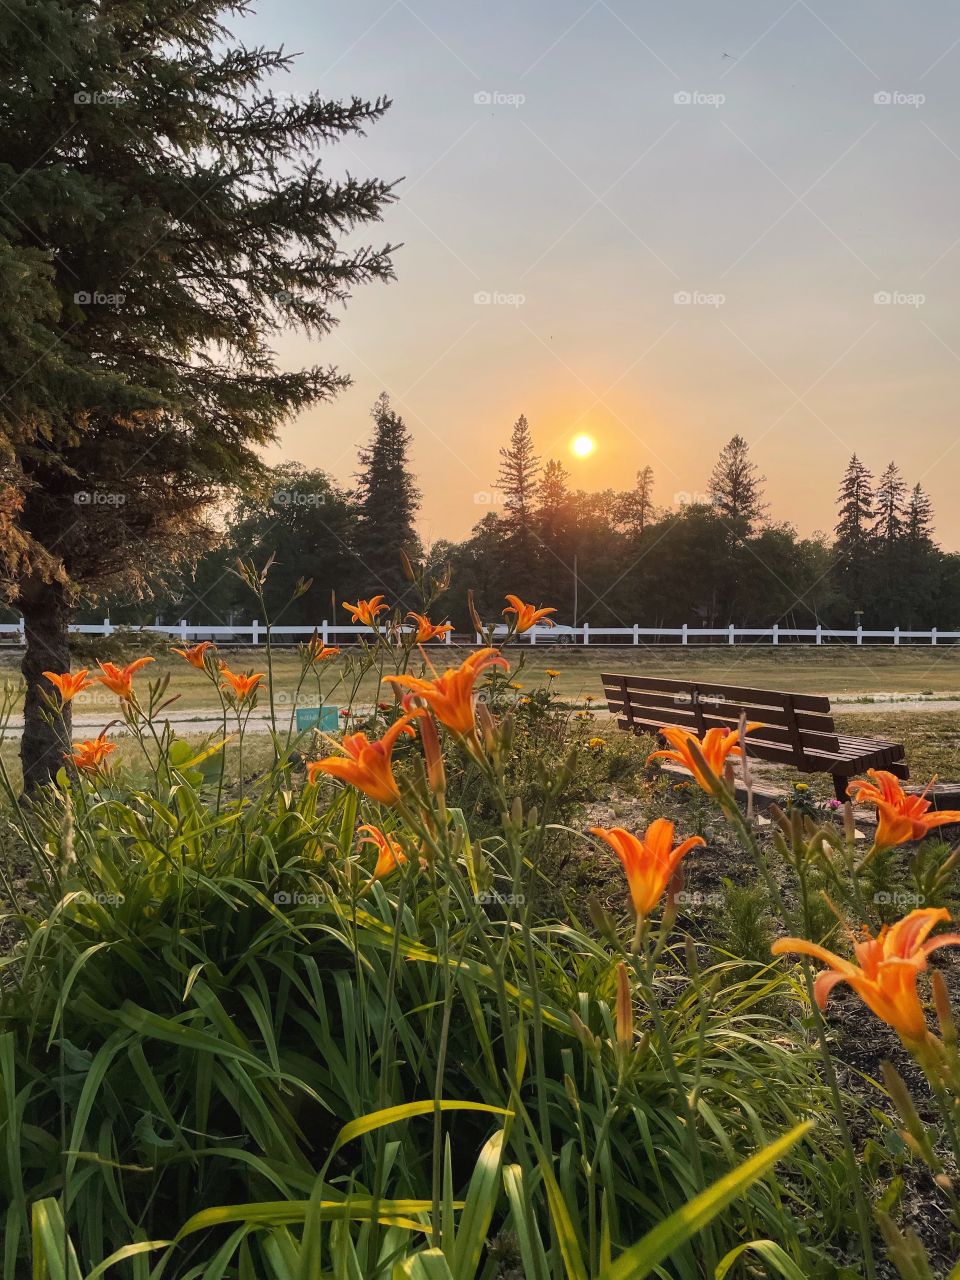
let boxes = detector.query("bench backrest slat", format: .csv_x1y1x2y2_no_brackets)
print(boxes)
601,674,839,766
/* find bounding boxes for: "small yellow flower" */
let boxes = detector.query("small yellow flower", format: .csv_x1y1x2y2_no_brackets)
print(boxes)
588,736,605,750
545,669,561,679
583,694,596,704
508,682,523,691
519,696,531,704
794,782,809,793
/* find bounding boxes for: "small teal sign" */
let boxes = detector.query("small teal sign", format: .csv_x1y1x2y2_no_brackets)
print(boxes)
295,705,340,733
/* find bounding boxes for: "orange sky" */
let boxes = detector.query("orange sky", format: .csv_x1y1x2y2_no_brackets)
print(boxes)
247,0,960,548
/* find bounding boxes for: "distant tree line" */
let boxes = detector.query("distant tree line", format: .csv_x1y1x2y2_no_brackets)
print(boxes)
89,401,960,631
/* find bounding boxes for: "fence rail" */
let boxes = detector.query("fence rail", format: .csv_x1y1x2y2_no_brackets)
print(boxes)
2,620,959,647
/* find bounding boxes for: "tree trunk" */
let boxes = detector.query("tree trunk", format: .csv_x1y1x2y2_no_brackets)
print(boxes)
20,577,72,790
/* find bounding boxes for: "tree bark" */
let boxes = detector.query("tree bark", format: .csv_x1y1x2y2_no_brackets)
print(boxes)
20,577,72,790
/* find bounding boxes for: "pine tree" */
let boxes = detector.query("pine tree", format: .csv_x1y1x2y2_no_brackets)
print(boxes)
496,414,541,593
906,483,935,548
0,1,397,785
536,459,574,615
497,415,540,527
873,462,907,545
355,393,422,600
537,459,571,541
708,435,768,533
833,455,874,617
619,466,656,535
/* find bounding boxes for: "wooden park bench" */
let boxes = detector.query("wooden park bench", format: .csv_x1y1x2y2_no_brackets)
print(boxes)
601,673,908,802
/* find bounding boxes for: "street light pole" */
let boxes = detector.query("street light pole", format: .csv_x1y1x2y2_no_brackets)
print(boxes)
572,552,578,630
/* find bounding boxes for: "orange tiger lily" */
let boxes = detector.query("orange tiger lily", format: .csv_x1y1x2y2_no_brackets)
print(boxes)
591,819,705,919
647,723,762,793
171,641,215,669
42,669,93,703
358,824,408,879
772,908,960,1047
383,648,509,736
97,657,155,701
343,596,388,627
67,734,116,773
406,612,453,643
502,594,556,633
303,633,340,664
847,770,960,850
306,711,421,806
218,665,265,703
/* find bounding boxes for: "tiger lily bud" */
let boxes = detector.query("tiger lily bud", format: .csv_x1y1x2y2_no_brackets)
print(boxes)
417,713,446,795
615,962,633,1050
932,969,956,1046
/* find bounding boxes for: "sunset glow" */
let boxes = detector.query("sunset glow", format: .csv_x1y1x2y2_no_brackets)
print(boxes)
570,433,596,459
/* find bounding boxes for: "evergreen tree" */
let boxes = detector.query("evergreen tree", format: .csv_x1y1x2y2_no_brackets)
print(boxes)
536,459,574,616
901,482,939,627
707,435,768,533
833,455,874,619
0,1,397,785
355,393,422,600
873,462,907,545
618,466,656,535
496,414,541,593
906,483,935,549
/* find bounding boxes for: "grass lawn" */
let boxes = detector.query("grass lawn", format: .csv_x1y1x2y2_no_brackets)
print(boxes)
4,642,960,721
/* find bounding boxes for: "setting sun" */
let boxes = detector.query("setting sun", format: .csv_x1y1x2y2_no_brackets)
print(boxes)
570,433,596,458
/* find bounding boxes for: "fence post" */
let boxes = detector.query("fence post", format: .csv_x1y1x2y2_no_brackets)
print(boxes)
772,623,779,646
103,617,113,636
583,623,590,646
180,618,188,642
932,626,938,646
681,624,688,646
530,627,536,646
475,632,482,645
633,624,639,645
18,617,25,644
815,624,822,646
857,625,863,646
728,624,735,646
893,626,900,647
445,626,452,645
252,619,260,646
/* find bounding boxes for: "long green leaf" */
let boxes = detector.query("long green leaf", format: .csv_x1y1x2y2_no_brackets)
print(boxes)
331,1101,512,1155
599,1121,813,1280
715,1240,809,1280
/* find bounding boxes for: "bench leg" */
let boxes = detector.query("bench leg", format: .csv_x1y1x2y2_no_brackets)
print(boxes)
832,774,850,803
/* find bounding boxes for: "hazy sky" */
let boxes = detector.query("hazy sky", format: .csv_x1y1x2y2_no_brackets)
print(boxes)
242,1,960,548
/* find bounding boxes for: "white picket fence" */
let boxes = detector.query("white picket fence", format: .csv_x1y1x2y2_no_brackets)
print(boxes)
1,620,958,647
